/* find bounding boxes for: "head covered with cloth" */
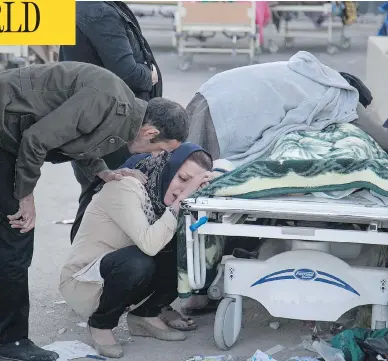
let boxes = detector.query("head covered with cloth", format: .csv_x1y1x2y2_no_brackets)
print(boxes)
70,143,212,242
122,142,213,218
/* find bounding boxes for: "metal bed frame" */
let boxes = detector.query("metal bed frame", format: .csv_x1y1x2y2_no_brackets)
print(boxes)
174,1,259,71
269,2,351,54
182,195,388,350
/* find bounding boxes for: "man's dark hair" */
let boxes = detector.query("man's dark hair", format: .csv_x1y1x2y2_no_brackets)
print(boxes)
143,98,189,142
187,151,212,171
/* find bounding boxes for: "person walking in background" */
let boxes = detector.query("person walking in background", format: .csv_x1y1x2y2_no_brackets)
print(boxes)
59,1,162,194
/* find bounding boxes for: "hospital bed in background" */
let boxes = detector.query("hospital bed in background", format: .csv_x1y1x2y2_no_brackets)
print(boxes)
174,1,259,71
179,123,388,350
268,2,354,54
0,46,30,68
0,46,58,69
126,1,177,47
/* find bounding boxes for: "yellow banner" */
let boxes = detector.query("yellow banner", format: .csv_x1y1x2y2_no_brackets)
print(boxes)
0,0,75,45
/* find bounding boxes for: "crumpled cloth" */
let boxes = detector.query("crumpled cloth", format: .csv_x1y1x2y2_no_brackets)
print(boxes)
331,328,388,361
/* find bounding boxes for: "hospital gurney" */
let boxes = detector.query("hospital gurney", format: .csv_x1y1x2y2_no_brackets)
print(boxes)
269,2,353,54
0,46,57,69
174,1,259,71
182,195,388,350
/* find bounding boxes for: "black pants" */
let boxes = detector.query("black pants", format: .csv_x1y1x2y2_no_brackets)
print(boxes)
89,238,178,329
0,149,34,344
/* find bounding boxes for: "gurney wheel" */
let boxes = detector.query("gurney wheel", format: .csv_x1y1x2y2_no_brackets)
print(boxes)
249,54,260,65
327,45,338,55
340,37,351,49
214,297,239,350
179,55,193,72
267,40,279,54
284,37,294,49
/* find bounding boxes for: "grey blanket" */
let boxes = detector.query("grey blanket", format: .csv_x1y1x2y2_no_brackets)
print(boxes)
196,51,360,166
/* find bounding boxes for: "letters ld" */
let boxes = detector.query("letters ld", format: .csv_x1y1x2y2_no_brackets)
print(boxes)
0,1,40,33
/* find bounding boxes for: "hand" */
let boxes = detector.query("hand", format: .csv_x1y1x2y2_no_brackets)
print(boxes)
177,172,214,203
8,194,36,233
197,173,215,191
98,169,147,184
151,65,158,85
117,168,147,184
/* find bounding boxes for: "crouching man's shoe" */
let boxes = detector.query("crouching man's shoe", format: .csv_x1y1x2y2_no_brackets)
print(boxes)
0,339,58,361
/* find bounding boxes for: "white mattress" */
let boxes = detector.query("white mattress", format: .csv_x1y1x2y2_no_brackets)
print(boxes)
182,194,388,226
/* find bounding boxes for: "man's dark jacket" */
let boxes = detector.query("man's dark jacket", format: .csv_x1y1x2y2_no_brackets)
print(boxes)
59,1,162,101
0,62,147,200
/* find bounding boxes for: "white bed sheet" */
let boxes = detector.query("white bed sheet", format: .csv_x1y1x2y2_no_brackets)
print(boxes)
183,192,388,226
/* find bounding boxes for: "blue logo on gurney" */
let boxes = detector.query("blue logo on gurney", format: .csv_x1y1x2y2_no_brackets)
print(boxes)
294,269,316,281
251,269,360,296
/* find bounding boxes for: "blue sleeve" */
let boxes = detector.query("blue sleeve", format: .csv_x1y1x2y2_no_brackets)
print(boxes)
78,9,153,92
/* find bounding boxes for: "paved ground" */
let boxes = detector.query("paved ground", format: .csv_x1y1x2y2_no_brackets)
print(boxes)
29,19,381,361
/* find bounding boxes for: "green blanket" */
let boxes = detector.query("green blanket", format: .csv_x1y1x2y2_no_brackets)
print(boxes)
332,328,388,361
177,123,388,297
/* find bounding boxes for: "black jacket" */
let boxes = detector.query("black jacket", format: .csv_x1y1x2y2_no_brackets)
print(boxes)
59,1,162,101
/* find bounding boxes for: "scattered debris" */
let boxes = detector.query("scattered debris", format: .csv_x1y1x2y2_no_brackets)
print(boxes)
265,345,285,356
251,350,277,361
54,300,66,305
269,322,280,330
289,357,320,361
76,322,87,328
185,356,234,361
300,335,316,352
332,328,388,361
313,339,345,361
86,355,106,360
57,328,67,335
53,219,75,225
43,341,99,361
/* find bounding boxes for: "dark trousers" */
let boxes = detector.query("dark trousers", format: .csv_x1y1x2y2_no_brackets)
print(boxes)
0,149,34,344
89,238,178,329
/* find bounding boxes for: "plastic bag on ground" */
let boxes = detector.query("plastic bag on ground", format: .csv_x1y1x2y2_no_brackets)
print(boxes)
313,339,346,361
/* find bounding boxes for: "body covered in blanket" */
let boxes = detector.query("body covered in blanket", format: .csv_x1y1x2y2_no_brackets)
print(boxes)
186,51,388,163
178,123,388,297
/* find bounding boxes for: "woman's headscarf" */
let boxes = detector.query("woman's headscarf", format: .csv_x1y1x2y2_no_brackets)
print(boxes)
120,143,211,217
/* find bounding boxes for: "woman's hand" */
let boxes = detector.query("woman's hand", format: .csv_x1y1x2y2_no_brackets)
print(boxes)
151,65,158,85
178,171,214,201
98,169,147,184
8,194,36,233
170,172,214,212
197,172,215,191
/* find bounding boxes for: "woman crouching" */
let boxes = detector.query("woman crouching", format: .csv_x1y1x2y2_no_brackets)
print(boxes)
59,143,212,358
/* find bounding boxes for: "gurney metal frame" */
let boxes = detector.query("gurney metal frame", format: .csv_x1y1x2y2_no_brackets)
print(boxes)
182,196,388,350
174,2,258,71
269,2,351,54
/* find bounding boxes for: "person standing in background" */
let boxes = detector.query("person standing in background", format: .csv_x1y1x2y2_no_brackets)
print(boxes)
59,1,162,194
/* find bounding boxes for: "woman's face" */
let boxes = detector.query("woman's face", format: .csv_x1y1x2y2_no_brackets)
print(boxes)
163,160,207,206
